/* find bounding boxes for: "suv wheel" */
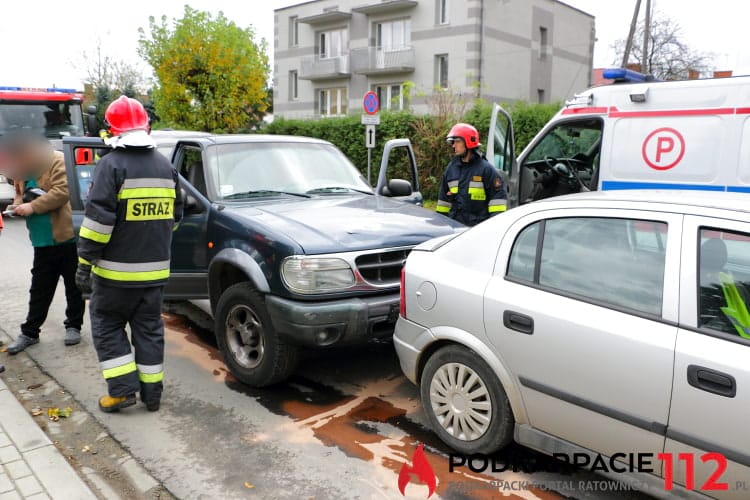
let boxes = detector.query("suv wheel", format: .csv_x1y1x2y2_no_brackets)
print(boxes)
215,283,299,387
420,345,514,454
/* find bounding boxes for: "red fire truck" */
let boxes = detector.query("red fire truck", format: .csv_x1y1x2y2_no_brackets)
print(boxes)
0,86,96,139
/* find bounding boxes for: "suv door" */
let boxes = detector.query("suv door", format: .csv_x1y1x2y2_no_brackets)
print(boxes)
61,137,209,300
484,208,682,462
665,216,750,497
486,103,516,204
374,138,422,204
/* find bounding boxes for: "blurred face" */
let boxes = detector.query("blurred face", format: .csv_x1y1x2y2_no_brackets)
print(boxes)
448,137,467,157
0,138,50,179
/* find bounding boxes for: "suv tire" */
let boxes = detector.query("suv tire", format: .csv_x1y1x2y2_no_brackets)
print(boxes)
215,283,299,387
420,345,514,454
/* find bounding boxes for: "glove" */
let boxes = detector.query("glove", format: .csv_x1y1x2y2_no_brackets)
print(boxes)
75,264,92,294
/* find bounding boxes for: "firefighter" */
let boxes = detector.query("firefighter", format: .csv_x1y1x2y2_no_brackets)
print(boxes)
76,96,182,413
436,123,507,226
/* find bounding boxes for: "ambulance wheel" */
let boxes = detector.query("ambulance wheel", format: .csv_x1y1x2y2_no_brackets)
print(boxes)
420,345,514,455
215,283,299,387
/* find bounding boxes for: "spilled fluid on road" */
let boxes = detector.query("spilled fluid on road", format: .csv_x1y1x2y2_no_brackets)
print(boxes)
162,306,578,499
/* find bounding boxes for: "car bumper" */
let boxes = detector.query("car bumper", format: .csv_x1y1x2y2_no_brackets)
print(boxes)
393,316,435,385
265,293,401,347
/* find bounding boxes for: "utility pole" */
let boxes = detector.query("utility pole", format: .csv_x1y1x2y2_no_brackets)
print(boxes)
622,0,642,67
641,0,652,73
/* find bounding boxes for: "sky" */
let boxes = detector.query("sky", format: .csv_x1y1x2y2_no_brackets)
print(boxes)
1,0,748,90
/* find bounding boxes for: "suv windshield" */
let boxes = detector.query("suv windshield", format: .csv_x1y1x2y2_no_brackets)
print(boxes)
211,142,372,199
0,102,84,138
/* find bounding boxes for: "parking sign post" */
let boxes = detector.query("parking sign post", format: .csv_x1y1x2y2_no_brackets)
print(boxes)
362,92,380,185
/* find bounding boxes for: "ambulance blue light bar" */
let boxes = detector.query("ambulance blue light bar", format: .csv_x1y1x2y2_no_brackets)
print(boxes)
602,68,662,83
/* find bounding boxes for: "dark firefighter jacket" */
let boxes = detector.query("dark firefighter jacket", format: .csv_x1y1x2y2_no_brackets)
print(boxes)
77,147,183,287
436,152,507,226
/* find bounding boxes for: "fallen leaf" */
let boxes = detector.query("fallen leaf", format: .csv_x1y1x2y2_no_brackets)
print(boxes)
27,383,43,390
31,408,43,417
48,408,60,418
243,482,254,489
82,445,91,453
59,407,73,418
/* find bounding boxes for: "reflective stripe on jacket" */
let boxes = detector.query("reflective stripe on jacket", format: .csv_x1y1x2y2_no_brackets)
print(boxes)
77,148,183,288
436,152,507,226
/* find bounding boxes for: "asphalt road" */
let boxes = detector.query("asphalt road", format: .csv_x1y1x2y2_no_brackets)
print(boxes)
0,217,652,500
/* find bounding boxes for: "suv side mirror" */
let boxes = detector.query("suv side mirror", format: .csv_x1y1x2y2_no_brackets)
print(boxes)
382,178,412,197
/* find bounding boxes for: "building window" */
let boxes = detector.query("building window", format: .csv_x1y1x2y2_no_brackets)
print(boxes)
318,87,348,116
376,19,411,51
537,88,546,103
435,54,449,89
437,0,449,25
289,71,298,101
319,29,348,59
539,26,548,60
289,16,299,47
374,83,404,111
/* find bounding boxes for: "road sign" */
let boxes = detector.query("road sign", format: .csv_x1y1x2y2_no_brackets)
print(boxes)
363,91,380,115
641,127,685,171
361,114,380,125
365,125,376,149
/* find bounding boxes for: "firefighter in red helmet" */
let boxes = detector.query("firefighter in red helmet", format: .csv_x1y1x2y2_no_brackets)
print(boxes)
76,96,182,413
436,123,507,226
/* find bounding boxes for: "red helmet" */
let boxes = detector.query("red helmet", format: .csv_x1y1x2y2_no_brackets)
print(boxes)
447,123,481,149
105,96,149,136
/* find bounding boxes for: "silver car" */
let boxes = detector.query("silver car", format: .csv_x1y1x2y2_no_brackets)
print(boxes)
395,190,750,499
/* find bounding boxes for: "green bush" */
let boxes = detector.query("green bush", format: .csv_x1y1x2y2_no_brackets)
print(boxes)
262,100,561,199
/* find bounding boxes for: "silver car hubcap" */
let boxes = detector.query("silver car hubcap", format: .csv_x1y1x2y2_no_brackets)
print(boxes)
429,362,492,441
225,305,265,369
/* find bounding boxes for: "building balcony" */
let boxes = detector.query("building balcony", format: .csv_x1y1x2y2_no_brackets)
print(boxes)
299,55,350,80
350,47,416,75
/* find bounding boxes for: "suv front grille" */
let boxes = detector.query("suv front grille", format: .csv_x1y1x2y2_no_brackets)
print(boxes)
355,249,412,287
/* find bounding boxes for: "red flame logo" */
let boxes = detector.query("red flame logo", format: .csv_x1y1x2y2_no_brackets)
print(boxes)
398,443,437,497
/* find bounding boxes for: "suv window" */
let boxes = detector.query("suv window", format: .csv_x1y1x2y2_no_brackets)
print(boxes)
506,217,667,316
178,147,207,198
698,228,750,339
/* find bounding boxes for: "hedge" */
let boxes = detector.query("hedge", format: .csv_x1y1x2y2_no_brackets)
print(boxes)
262,100,560,199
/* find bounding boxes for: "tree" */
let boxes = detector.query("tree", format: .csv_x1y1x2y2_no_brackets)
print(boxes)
77,39,149,124
613,11,714,80
138,6,270,132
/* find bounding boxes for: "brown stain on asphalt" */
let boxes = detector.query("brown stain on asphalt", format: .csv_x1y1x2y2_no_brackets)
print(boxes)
282,393,563,499
164,310,567,499
162,313,236,383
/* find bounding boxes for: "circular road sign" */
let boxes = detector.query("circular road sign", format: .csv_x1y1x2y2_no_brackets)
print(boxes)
363,91,380,115
641,127,685,171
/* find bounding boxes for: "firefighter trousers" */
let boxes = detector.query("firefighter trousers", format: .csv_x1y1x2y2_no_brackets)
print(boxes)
89,282,165,404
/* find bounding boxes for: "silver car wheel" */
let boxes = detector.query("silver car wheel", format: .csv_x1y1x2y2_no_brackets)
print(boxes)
225,304,265,369
429,362,492,441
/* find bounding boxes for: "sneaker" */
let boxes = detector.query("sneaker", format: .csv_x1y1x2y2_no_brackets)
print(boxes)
7,335,40,355
64,328,81,346
98,394,136,413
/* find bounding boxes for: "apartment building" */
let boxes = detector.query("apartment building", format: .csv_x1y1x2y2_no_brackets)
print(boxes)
274,0,594,118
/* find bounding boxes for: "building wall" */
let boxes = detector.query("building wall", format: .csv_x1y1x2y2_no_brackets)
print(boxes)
274,0,594,118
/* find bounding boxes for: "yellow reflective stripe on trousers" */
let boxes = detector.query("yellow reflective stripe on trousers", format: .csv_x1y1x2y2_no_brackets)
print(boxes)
92,259,171,282
101,353,137,379
79,226,112,244
78,256,92,266
117,187,176,200
139,372,164,383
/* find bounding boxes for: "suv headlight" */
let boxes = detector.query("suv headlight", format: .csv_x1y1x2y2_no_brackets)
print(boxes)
281,257,355,294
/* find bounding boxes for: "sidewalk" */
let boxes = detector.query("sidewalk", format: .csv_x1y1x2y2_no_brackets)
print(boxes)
0,377,96,500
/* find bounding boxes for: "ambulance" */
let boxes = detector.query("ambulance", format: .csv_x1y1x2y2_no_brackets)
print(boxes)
487,69,750,208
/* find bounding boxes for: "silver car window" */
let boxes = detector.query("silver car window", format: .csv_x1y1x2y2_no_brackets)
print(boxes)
698,228,750,339
509,217,668,316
